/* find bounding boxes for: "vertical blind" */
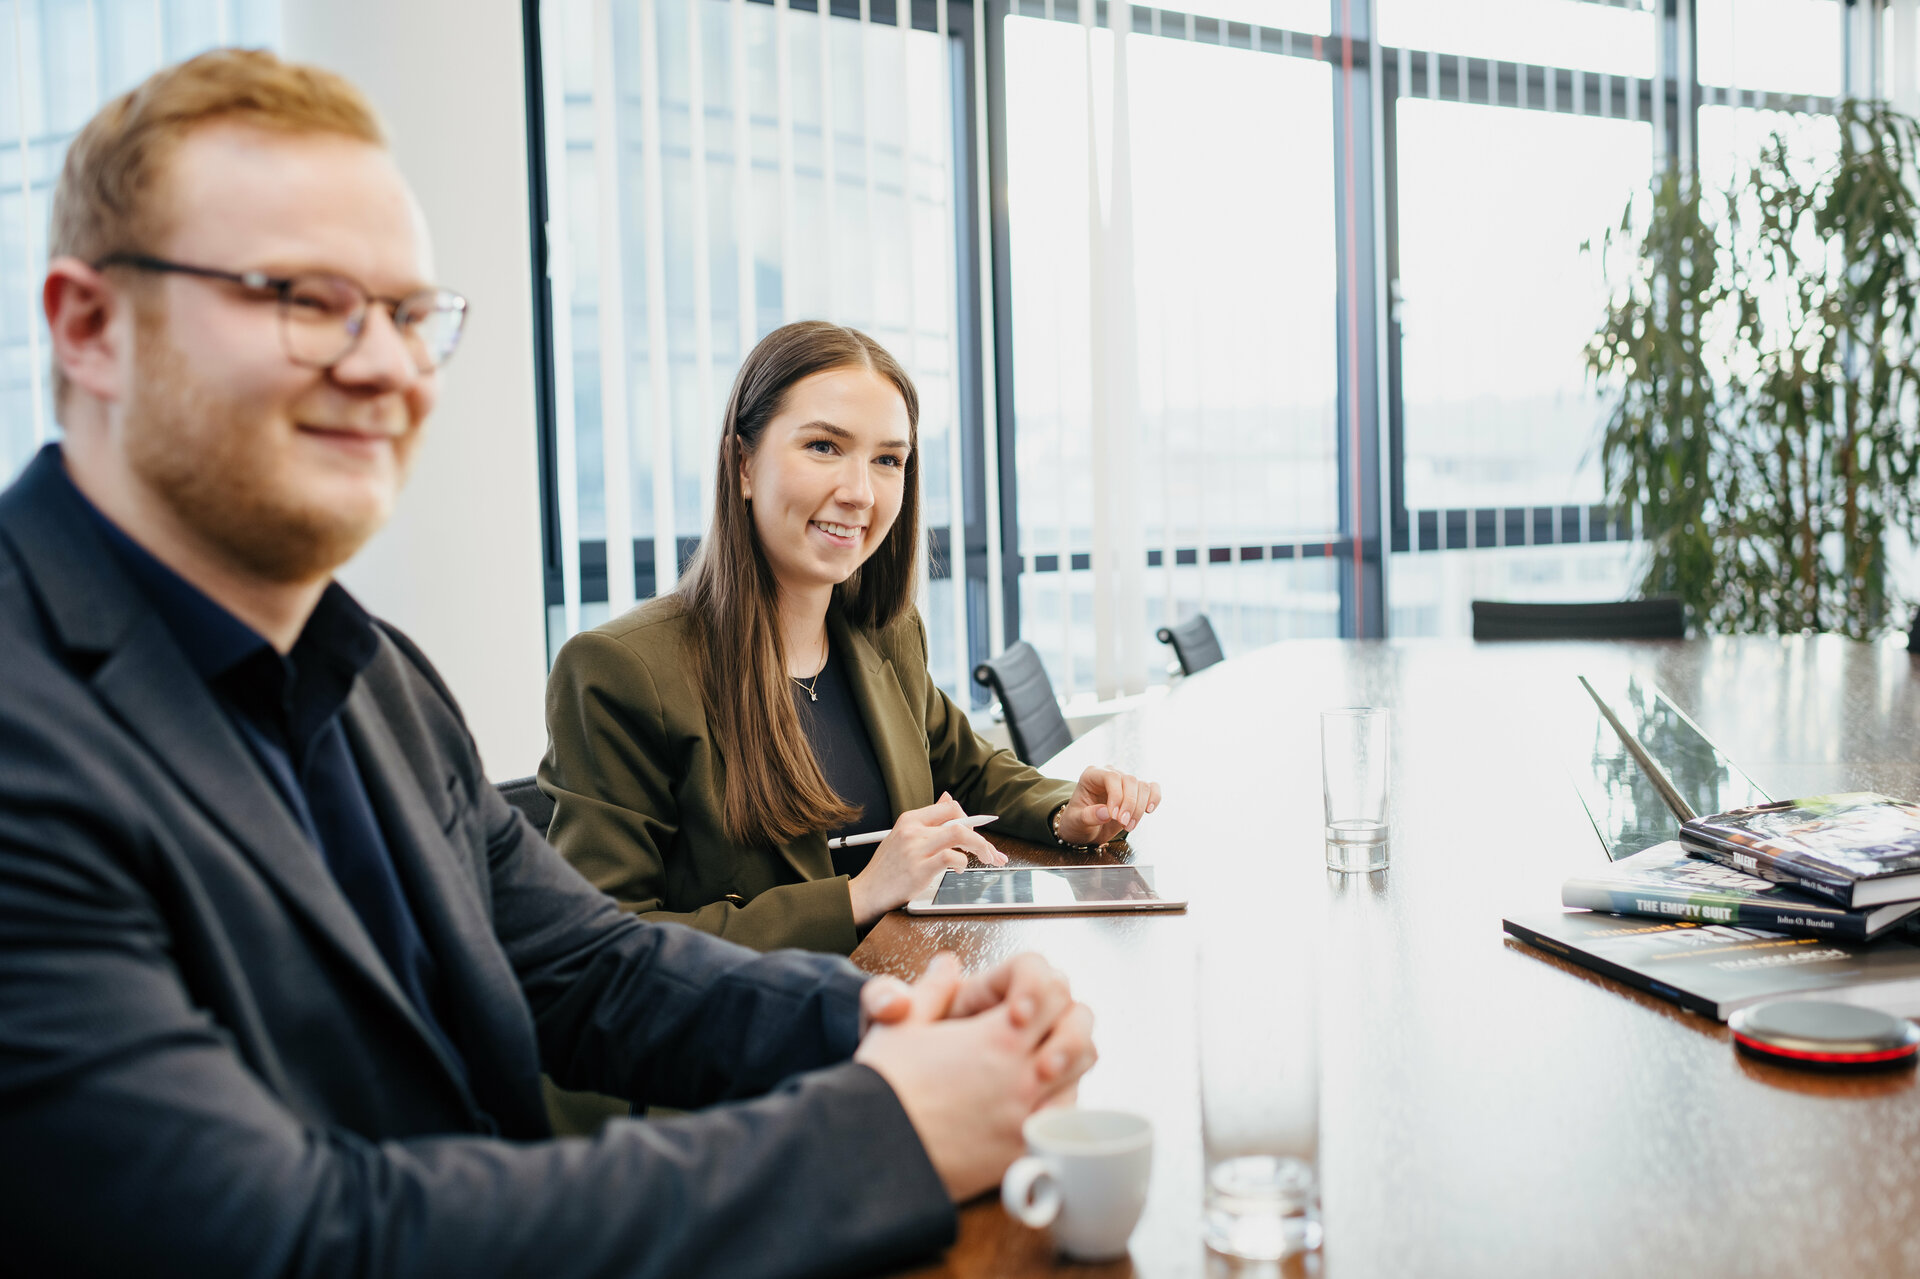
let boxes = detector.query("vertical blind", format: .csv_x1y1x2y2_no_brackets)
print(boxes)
539,0,987,698
2,0,280,485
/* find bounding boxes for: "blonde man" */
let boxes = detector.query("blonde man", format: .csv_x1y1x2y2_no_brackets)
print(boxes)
0,49,1094,1278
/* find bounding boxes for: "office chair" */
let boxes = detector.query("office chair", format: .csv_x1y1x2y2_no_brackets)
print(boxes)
1470,598,1686,641
1156,612,1225,676
496,775,557,834
972,640,1074,767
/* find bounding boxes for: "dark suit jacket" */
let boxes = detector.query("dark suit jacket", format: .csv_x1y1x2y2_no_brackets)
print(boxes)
0,447,953,1278
541,596,1075,954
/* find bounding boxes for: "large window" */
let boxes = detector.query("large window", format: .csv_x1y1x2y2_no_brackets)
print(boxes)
1003,12,1339,704
536,0,979,694
1396,103,1647,516
1381,0,1867,638
520,0,1876,715
1697,0,1842,98
1,0,281,485
1388,99,1648,636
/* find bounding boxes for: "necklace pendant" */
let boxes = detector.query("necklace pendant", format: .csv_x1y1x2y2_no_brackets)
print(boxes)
809,690,818,701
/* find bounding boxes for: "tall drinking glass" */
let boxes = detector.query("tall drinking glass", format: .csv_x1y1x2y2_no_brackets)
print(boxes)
1198,942,1321,1260
1322,707,1390,872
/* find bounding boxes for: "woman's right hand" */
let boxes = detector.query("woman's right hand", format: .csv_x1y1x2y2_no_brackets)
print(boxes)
848,794,1007,927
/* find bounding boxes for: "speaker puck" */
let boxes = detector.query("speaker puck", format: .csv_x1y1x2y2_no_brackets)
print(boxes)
1728,1000,1920,1071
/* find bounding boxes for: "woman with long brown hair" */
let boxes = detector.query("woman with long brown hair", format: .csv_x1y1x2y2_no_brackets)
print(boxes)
538,321,1161,953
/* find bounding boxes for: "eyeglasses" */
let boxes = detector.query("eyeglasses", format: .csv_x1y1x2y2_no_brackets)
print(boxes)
93,252,469,374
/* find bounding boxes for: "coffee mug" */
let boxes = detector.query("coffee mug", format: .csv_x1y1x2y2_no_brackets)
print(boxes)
1001,1108,1153,1261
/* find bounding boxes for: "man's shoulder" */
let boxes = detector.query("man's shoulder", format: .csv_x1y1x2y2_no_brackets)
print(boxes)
354,615,488,763
0,537,147,849
367,616,467,721
0,530,92,718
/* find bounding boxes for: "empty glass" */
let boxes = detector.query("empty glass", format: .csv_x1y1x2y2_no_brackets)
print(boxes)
1322,707,1390,872
1198,941,1321,1261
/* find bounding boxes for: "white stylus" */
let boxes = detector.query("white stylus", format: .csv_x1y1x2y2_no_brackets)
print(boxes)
826,813,999,850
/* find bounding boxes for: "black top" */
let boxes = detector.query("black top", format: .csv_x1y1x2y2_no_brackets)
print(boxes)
65,461,467,1088
793,640,896,877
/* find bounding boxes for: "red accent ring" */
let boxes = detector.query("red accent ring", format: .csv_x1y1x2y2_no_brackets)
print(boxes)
1732,1031,1918,1064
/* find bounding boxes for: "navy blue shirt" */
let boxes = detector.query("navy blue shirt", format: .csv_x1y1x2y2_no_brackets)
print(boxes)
64,464,468,1087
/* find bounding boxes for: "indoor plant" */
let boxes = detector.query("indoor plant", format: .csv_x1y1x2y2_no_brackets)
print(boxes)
1587,100,1920,639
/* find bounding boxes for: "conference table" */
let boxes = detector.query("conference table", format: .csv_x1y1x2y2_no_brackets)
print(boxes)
851,636,1920,1279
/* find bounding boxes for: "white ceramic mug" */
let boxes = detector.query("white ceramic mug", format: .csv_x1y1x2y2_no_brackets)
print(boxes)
1000,1108,1153,1262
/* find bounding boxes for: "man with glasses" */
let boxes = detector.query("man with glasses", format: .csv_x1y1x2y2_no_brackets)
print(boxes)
0,48,1095,1278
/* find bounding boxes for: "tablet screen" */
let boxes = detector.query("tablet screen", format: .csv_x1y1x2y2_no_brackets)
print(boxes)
930,865,1160,907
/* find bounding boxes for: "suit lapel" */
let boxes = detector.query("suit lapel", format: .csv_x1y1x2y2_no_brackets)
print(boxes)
90,615,441,1046
342,689,545,1134
831,613,935,815
0,449,472,1105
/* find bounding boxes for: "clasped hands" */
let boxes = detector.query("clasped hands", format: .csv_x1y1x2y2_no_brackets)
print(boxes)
855,952,1095,1202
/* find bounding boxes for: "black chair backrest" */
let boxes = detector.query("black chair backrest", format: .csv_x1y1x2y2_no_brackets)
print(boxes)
972,640,1074,766
1155,612,1225,676
496,775,556,835
1470,598,1686,641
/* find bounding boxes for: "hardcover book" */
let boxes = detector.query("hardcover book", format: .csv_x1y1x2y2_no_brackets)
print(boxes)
1504,909,1920,1021
1680,792,1920,909
1561,841,1920,942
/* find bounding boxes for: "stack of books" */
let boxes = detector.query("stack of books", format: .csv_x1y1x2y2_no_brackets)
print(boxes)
1505,794,1920,1021
1677,793,1920,912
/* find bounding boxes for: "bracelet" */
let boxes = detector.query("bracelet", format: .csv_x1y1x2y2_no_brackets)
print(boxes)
1050,802,1118,856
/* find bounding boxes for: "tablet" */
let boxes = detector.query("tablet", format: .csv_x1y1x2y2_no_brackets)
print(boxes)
903,864,1186,915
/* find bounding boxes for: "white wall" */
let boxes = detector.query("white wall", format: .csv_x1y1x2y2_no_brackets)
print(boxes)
282,0,551,779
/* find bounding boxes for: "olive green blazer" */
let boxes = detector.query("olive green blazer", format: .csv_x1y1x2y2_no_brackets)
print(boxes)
539,595,1075,955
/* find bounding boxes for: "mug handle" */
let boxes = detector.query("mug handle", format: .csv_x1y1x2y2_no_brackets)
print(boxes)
1001,1156,1062,1229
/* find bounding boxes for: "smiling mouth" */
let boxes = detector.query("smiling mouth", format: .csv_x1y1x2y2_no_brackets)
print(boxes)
300,422,403,444
298,424,402,464
811,519,864,542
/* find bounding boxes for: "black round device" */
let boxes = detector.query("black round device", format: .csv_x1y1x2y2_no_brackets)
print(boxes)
1728,1000,1920,1071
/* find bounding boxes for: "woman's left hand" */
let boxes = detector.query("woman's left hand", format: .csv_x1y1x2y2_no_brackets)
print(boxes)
1054,765,1162,846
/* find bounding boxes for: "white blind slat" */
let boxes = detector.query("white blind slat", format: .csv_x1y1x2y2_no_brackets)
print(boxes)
591,0,638,611
731,0,755,353
688,0,718,526
85,0,99,103
13,0,48,449
776,0,796,326
639,0,677,598
820,0,836,319
888,0,934,628
542,0,582,641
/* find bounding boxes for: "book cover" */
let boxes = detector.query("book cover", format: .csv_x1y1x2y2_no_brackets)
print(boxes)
1503,910,1920,1021
1680,793,1920,908
1561,841,1920,942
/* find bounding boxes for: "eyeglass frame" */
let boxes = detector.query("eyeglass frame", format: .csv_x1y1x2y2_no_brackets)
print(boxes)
90,251,469,374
